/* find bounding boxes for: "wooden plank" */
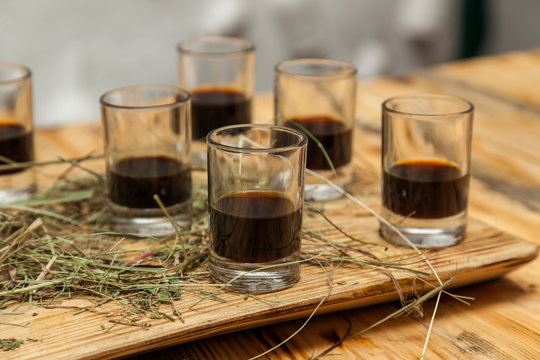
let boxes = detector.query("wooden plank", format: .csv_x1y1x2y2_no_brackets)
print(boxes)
3,50,540,359
148,51,540,359
1,167,537,359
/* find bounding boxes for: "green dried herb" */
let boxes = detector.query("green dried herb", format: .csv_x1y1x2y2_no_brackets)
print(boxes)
0,338,24,351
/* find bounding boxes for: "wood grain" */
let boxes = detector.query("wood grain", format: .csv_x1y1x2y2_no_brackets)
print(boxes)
123,49,540,359
1,184,536,360
2,49,540,359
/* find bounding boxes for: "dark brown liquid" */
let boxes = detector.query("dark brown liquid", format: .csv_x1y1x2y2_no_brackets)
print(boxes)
108,156,190,209
285,116,352,170
0,122,34,175
383,160,469,219
191,87,251,140
210,191,302,263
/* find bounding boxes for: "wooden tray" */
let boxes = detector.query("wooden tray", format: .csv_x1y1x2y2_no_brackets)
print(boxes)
1,182,538,360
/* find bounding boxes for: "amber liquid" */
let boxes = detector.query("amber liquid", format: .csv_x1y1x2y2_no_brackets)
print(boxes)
0,122,34,175
190,87,251,140
210,191,302,263
285,116,352,170
383,160,469,219
108,155,190,209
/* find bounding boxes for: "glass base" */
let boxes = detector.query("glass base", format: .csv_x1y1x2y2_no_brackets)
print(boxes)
110,200,191,237
0,169,37,203
304,164,352,201
0,184,36,203
380,209,467,248
209,255,300,293
191,140,207,169
304,183,344,201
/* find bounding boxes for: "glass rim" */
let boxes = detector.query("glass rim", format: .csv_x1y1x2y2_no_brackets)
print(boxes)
382,94,474,118
177,36,255,57
99,85,190,110
0,63,31,84
275,58,357,80
207,124,308,153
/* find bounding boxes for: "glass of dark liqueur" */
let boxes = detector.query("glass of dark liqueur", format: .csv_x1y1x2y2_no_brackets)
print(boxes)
100,86,192,236
274,59,357,201
381,94,474,248
0,63,36,203
177,36,255,167
207,124,307,292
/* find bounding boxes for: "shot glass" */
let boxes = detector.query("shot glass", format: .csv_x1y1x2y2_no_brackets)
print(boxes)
274,59,357,201
177,36,255,166
207,124,307,292
100,85,192,236
0,63,36,203
380,94,474,248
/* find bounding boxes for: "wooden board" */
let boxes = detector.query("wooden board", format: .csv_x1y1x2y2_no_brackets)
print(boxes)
1,168,537,360
3,50,540,359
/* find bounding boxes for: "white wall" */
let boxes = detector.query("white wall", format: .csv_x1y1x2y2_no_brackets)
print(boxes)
0,0,210,127
0,0,538,128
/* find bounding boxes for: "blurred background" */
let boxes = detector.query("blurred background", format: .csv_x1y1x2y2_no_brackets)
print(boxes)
0,0,538,128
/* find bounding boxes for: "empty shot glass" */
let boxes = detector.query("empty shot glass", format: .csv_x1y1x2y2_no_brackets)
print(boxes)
380,94,474,248
100,85,192,236
177,36,255,166
207,124,307,292
275,59,357,201
0,63,36,203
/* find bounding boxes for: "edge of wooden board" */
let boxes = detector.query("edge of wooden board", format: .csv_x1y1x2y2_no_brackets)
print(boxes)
101,232,538,360
2,218,536,360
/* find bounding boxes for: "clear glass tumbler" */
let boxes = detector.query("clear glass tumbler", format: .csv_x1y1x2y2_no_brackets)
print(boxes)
0,63,36,203
207,124,307,292
100,86,192,236
177,36,255,167
380,94,474,248
274,59,357,201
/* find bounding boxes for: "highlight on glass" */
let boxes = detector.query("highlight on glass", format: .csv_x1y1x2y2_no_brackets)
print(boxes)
274,58,357,201
380,94,474,248
207,124,307,292
100,85,192,236
178,36,255,167
0,63,36,203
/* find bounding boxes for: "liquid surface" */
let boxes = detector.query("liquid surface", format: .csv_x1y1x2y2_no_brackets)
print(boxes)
0,122,34,175
191,87,251,140
285,116,351,170
383,160,469,219
210,191,302,263
108,155,190,208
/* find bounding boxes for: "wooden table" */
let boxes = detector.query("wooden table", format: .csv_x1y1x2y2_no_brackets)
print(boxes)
34,49,540,359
